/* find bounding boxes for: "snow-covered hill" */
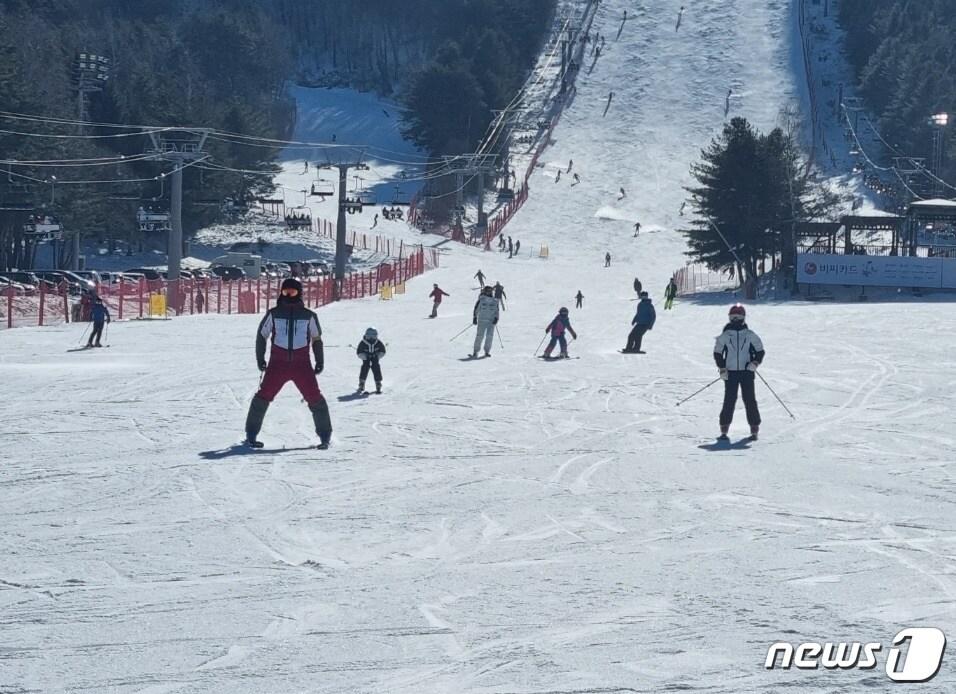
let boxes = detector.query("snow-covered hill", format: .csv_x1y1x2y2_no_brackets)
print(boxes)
4,1,955,692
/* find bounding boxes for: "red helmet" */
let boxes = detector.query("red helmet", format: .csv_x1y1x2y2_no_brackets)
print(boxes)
728,303,746,320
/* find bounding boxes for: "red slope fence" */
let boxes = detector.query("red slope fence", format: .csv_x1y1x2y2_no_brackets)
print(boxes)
1,247,439,330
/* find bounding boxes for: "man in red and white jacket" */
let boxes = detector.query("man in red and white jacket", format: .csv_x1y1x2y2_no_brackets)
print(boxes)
713,303,765,441
244,278,332,449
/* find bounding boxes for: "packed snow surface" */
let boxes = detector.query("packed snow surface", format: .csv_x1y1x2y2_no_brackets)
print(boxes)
4,0,955,692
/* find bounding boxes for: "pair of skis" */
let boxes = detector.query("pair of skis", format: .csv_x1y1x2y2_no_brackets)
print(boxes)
244,440,328,450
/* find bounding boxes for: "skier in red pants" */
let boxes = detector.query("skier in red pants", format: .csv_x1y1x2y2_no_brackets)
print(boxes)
244,278,333,449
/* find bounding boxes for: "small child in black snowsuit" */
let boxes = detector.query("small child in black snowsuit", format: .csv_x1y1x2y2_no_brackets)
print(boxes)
356,327,386,393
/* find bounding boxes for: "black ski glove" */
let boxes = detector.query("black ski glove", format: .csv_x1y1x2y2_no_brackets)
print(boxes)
312,338,324,374
257,358,267,372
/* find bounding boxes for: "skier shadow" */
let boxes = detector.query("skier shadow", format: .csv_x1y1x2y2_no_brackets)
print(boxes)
698,440,752,451
199,445,315,460
337,391,370,402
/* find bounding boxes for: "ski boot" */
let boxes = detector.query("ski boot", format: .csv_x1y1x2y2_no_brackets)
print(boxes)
375,381,382,394
310,400,332,450
560,351,569,359
717,425,730,442
749,426,759,441
244,397,269,448
357,380,366,393
484,351,491,358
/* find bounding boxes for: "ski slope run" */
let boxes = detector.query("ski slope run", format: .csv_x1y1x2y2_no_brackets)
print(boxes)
4,0,956,692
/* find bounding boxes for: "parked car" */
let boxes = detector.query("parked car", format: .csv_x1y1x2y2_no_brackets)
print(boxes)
33,270,95,294
124,267,162,281
161,270,194,281
0,270,51,289
0,276,34,295
74,270,104,285
210,265,246,281
306,261,330,277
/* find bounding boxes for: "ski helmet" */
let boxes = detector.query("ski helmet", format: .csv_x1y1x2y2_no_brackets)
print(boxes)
279,277,303,302
482,285,493,295
729,303,746,321
559,307,569,315
364,326,378,340
281,278,303,293
639,291,649,299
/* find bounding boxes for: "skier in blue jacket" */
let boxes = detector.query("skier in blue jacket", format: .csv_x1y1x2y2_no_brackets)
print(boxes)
623,291,655,353
543,307,578,358
87,297,111,348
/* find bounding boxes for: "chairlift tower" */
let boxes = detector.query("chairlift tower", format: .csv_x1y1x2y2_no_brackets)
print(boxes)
72,52,111,125
318,148,368,300
441,153,496,239
147,128,209,313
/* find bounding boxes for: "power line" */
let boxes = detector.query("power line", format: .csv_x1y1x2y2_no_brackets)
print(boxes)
0,125,169,140
0,153,157,167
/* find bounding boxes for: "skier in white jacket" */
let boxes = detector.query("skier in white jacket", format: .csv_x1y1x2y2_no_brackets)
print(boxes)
713,304,764,440
471,285,500,357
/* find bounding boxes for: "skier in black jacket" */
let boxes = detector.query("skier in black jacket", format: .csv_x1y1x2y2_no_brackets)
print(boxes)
356,326,386,393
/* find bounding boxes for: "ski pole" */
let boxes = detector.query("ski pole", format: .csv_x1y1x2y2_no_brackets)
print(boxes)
533,333,547,357
675,377,721,407
449,323,472,342
77,322,91,345
495,325,504,349
756,371,795,419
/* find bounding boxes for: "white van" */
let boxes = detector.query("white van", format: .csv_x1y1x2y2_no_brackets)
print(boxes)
211,252,263,279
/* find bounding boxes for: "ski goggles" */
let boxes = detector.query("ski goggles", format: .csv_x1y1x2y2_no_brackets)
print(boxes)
281,287,300,297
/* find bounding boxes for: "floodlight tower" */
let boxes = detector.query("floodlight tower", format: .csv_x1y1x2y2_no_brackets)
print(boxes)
929,112,949,197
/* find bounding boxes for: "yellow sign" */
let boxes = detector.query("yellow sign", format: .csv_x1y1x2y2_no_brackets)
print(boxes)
379,285,393,300
394,282,406,295
149,293,167,317
539,245,550,258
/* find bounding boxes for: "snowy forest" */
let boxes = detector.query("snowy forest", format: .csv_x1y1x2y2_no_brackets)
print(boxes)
838,0,956,179
0,0,556,239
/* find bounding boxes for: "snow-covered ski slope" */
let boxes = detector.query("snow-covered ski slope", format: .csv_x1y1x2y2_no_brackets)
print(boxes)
5,1,956,692
271,86,428,247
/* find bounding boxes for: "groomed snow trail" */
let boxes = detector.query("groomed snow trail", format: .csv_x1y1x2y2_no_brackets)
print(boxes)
4,1,956,692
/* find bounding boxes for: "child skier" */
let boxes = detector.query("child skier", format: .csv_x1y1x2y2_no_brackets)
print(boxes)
714,304,764,441
575,290,584,308
543,307,578,358
356,326,386,394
